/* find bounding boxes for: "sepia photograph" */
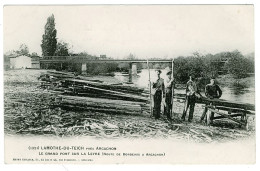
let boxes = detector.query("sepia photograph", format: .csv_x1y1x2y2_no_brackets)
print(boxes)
2,4,256,164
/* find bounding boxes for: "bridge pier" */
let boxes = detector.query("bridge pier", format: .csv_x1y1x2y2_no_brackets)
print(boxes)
128,63,138,83
81,63,87,74
129,63,132,83
132,63,137,76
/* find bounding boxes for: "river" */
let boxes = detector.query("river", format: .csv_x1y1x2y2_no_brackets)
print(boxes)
114,69,255,105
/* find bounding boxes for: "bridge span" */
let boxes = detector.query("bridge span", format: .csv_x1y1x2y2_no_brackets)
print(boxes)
40,56,174,82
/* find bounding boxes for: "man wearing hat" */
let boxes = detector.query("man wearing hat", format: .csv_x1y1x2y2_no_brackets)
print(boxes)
164,69,174,120
200,78,222,123
152,69,165,119
181,75,202,122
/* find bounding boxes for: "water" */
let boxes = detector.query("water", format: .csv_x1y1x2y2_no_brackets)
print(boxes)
221,86,255,105
114,69,255,105
114,69,171,88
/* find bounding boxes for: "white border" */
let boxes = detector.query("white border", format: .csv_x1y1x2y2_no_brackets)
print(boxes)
0,0,259,171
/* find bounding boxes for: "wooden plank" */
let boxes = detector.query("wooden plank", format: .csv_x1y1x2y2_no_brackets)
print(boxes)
208,108,246,125
58,95,147,115
47,70,75,76
215,106,255,115
58,104,143,115
213,113,242,120
67,91,148,103
196,97,255,111
59,95,147,106
147,60,153,116
65,79,145,94
82,85,148,101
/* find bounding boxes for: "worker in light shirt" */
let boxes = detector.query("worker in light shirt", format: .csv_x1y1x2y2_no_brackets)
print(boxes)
164,70,174,120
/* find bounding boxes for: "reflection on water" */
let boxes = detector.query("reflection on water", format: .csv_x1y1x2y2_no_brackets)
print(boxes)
115,69,170,88
221,86,255,105
114,69,255,105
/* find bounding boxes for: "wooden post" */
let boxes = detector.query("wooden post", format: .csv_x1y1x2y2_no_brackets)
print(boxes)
208,108,249,129
129,62,133,83
147,60,153,116
206,106,211,125
210,112,215,123
171,59,175,118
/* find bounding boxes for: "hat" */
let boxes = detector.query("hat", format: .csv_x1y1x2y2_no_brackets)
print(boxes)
155,69,162,74
166,71,172,75
165,67,172,75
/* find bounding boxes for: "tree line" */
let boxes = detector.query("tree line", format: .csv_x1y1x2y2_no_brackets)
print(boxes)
5,14,255,82
173,51,254,82
37,14,256,80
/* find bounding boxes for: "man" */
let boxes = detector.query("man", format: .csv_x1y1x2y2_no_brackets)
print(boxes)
200,78,222,122
181,75,201,122
204,78,222,99
164,70,174,120
152,69,165,119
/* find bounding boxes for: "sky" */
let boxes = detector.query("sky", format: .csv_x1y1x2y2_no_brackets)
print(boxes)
3,5,254,59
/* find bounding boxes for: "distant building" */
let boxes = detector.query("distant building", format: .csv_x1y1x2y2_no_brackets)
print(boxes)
9,55,40,69
4,55,10,70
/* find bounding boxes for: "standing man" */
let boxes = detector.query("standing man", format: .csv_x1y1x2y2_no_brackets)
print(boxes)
200,78,222,122
152,69,165,119
164,70,174,120
181,75,202,122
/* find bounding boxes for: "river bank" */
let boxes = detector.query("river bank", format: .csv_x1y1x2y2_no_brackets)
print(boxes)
4,69,255,142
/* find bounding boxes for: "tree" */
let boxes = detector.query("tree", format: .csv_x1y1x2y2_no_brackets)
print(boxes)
4,44,29,57
126,53,136,60
41,14,57,57
31,52,39,56
224,50,254,78
54,41,69,56
5,50,17,56
76,51,98,59
17,43,29,55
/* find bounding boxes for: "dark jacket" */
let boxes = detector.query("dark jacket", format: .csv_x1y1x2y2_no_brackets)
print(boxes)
152,78,165,95
205,84,222,98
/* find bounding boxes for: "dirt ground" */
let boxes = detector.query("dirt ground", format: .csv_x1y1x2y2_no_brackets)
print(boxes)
4,69,255,143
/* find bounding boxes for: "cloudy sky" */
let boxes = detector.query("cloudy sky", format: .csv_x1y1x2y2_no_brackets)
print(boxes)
3,5,254,58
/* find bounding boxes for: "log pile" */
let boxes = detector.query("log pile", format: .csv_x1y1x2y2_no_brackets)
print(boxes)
39,71,150,115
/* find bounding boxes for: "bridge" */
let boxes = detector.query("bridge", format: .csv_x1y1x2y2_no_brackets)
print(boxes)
40,56,174,82
40,56,173,63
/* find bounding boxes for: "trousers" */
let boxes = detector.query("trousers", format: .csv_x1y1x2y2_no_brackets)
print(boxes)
200,102,214,123
153,90,162,119
164,91,172,120
182,95,196,121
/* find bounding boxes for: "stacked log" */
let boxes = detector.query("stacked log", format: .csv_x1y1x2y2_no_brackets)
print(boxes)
39,71,150,115
56,95,148,115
